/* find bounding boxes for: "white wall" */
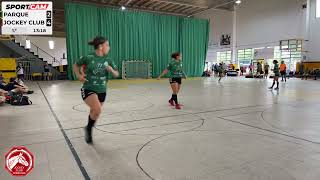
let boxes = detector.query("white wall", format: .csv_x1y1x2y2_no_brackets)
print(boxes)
236,0,306,48
196,0,316,64
307,0,320,60
27,36,67,66
196,9,233,63
196,9,233,48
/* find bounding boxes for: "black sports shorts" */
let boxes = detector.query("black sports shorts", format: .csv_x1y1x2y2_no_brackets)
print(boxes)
169,77,182,84
81,88,106,103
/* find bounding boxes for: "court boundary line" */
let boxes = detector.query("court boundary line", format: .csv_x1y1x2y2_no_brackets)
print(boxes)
37,82,91,180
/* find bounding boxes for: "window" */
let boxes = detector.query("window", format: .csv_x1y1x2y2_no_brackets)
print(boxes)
237,48,253,66
274,46,281,59
317,0,320,18
217,50,232,64
279,40,302,71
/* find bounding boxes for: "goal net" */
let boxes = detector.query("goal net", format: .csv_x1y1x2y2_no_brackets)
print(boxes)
121,60,152,79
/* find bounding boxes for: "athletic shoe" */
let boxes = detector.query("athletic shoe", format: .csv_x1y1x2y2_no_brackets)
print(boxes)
274,87,279,90
175,104,181,109
268,87,273,90
84,127,93,144
168,99,175,106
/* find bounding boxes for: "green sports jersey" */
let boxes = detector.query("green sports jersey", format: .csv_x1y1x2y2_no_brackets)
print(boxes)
273,63,280,76
167,60,184,78
76,53,117,93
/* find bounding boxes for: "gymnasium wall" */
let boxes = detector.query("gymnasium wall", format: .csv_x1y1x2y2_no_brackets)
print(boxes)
306,0,320,61
25,36,68,65
236,0,305,47
196,0,310,64
196,9,233,63
196,9,233,49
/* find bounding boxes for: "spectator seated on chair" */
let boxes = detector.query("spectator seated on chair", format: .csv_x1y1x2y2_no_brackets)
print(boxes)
302,69,311,80
313,69,320,80
289,71,294,77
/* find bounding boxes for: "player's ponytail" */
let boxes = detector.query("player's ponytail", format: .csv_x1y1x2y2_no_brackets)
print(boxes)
88,36,107,49
171,52,180,59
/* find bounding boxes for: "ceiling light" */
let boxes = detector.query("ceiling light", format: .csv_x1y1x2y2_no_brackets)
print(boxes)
235,0,242,4
25,40,31,49
49,40,54,49
121,6,126,10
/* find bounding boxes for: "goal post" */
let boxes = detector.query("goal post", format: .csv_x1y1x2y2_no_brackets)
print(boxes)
122,60,152,79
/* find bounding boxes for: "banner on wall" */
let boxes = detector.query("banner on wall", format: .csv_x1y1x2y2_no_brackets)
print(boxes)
1,1,52,35
220,34,231,46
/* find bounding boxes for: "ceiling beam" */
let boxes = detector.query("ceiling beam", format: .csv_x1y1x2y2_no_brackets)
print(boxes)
155,0,207,9
118,0,127,5
154,2,170,10
181,6,199,14
133,0,149,7
166,4,185,12
188,8,203,15
125,0,136,5
109,0,121,5
191,0,236,16
160,3,177,11
141,0,155,8
176,5,193,13
146,1,162,9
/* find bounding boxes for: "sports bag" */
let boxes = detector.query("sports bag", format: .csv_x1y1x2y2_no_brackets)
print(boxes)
10,94,32,106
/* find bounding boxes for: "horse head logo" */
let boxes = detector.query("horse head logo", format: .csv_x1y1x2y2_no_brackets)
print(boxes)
5,146,34,176
8,153,29,170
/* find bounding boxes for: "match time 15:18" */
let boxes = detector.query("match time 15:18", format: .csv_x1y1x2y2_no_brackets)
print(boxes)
33,28,47,33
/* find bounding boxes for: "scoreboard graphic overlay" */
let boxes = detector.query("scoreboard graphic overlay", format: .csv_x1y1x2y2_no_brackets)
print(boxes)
1,1,52,35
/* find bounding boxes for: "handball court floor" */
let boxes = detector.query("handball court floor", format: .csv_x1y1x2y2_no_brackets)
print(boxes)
1,77,320,180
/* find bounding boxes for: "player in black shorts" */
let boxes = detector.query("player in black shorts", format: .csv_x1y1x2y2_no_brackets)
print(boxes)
73,36,119,144
157,52,186,109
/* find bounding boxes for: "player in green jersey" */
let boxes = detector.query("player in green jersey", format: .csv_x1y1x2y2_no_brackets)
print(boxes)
158,52,187,109
269,60,280,90
73,36,119,144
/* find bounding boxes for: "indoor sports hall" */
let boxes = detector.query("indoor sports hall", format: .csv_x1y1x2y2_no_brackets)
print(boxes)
1,0,320,180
